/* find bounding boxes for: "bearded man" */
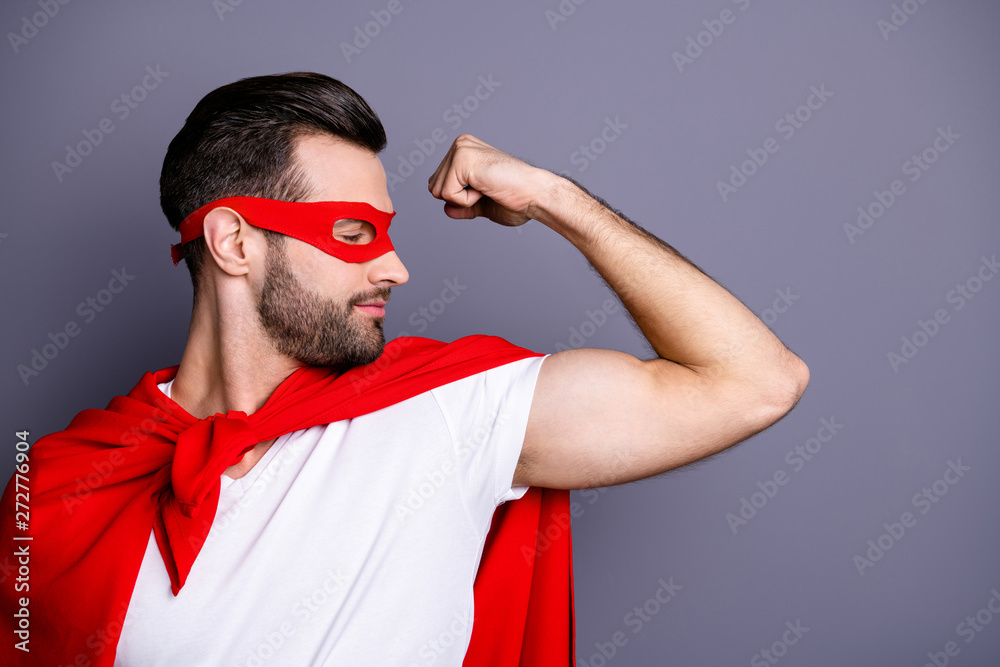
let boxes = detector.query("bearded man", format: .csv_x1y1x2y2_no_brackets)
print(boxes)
0,72,808,666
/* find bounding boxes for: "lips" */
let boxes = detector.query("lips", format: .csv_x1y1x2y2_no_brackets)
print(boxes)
354,301,386,317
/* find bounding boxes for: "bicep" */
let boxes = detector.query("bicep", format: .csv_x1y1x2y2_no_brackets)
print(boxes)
515,348,787,490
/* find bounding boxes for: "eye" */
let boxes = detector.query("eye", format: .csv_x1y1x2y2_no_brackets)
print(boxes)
332,219,376,244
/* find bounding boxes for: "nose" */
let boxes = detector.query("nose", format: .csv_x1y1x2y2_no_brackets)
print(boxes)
367,250,409,287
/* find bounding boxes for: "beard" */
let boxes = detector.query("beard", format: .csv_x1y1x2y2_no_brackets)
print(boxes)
255,237,390,370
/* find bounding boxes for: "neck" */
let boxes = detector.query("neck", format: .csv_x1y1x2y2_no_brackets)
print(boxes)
169,289,309,480
169,290,303,421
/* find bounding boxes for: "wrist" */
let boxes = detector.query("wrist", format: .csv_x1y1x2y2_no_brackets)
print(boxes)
527,171,609,243
526,171,581,227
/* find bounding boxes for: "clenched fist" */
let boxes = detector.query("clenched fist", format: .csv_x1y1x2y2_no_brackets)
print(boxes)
427,134,554,227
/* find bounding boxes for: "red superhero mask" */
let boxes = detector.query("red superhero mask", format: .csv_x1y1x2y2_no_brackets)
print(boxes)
170,196,396,265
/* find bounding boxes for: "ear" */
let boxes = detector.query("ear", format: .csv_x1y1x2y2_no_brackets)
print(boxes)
202,207,266,277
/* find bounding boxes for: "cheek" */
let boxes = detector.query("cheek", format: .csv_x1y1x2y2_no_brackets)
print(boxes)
286,241,358,297
288,243,327,280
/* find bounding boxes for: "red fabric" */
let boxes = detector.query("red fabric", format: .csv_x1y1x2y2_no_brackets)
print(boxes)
170,196,396,265
0,335,575,666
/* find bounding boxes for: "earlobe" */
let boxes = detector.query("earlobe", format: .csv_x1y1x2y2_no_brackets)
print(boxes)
202,207,253,276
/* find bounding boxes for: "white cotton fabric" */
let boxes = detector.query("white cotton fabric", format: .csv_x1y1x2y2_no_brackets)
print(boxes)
113,354,547,667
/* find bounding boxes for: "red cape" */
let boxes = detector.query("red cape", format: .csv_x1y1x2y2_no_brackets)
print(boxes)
0,335,575,665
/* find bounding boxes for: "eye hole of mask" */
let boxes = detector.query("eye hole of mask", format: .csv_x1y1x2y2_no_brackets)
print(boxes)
332,219,377,245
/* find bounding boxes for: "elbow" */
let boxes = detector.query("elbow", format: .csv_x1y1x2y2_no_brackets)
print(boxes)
764,354,810,419
786,356,810,405
707,350,811,432
738,352,809,429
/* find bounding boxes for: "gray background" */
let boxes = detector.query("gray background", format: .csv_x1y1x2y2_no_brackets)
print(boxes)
2,0,998,664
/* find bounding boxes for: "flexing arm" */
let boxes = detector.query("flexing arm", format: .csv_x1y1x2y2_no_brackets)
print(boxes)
427,135,809,490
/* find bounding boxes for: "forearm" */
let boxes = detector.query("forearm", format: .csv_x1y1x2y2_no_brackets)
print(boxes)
528,171,807,395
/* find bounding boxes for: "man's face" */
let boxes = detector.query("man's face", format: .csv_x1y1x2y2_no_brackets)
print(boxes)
252,133,409,369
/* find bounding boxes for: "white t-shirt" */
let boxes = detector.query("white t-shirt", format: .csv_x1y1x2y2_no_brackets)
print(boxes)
114,354,547,667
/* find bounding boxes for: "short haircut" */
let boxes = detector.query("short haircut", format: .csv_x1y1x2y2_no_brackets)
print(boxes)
159,72,387,302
